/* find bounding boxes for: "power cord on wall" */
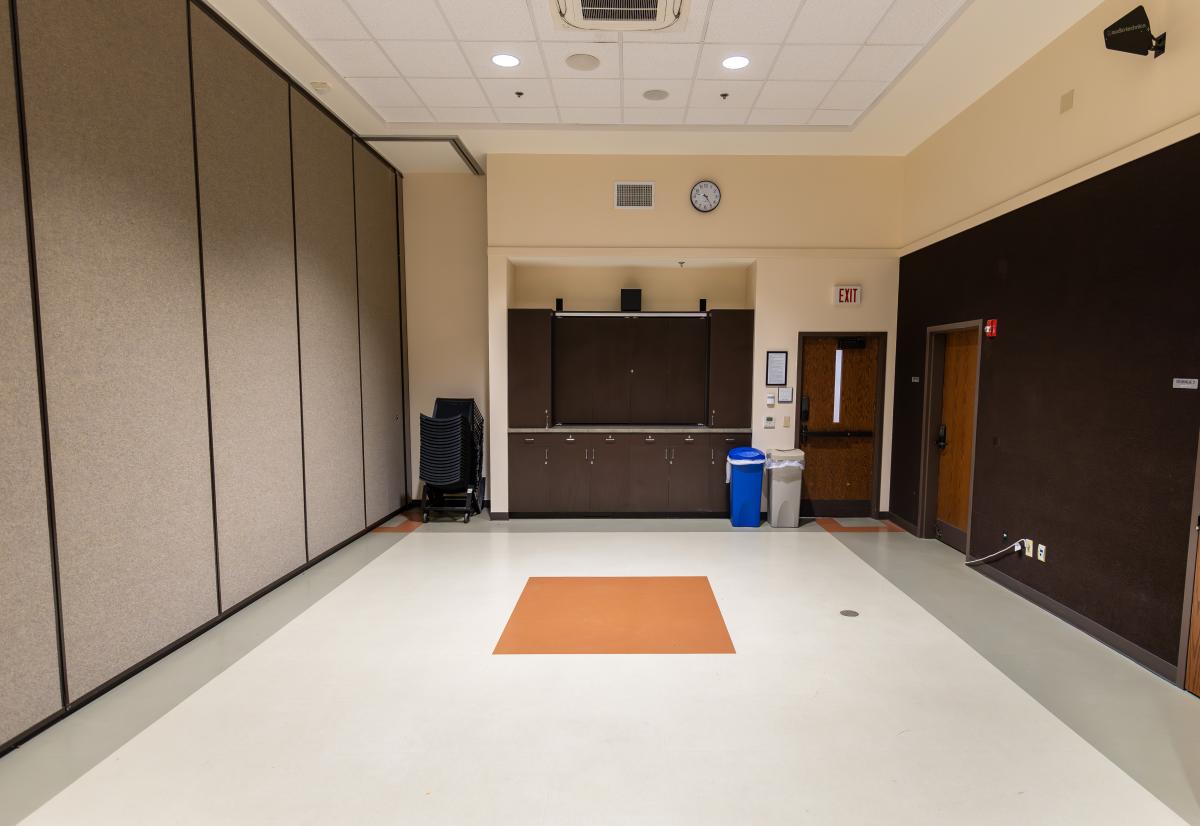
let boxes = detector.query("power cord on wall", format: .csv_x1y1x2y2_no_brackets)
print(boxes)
965,541,1026,567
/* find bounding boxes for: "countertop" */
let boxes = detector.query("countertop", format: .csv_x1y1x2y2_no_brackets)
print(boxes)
508,425,752,434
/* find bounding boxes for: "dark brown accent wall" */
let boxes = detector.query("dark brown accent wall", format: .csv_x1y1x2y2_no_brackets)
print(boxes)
0,0,60,745
892,132,1200,668
354,142,406,524
291,89,367,551
190,6,307,606
19,0,218,699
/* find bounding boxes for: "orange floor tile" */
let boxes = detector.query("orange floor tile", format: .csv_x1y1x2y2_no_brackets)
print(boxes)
815,517,904,533
494,576,735,655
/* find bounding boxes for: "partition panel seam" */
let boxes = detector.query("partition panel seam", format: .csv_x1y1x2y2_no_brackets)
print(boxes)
185,0,222,614
8,0,68,708
351,144,367,524
286,90,312,561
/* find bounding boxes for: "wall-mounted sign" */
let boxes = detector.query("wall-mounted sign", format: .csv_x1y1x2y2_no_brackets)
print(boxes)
1174,378,1198,390
834,285,862,305
766,351,788,386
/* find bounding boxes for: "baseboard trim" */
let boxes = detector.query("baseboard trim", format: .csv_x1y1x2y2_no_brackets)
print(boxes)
975,565,1177,682
508,512,729,519
488,511,509,521
0,505,407,759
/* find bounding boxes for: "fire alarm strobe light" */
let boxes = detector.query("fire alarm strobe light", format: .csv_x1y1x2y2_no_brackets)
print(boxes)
985,319,999,338
1104,6,1166,58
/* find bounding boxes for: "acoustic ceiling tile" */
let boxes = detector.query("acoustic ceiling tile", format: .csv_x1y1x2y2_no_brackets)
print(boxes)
480,78,555,107
696,44,780,80
310,40,397,77
558,108,623,124
540,42,622,78
344,0,452,39
552,78,622,107
379,41,472,78
531,2,619,42
705,0,805,44
409,77,489,107
809,109,864,126
688,79,763,107
754,79,832,109
842,44,922,81
622,78,693,107
770,44,859,80
623,108,687,124
347,76,423,107
437,0,535,41
869,0,966,45
786,0,893,44
821,79,887,109
623,0,712,42
685,107,751,125
267,0,369,39
748,108,814,125
622,43,700,79
376,107,436,123
430,107,498,122
495,107,561,123
460,42,547,78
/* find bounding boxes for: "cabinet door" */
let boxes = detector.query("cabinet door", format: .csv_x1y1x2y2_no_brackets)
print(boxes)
552,316,594,424
664,318,708,424
548,434,591,513
588,434,631,513
708,433,752,512
707,310,754,428
591,319,633,423
508,435,550,513
667,435,711,512
508,310,552,428
628,435,670,512
628,318,670,423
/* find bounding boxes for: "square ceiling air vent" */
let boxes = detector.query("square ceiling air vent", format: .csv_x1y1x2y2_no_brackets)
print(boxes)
551,0,686,32
614,181,655,209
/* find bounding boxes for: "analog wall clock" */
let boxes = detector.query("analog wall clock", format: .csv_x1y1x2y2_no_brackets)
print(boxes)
690,180,721,213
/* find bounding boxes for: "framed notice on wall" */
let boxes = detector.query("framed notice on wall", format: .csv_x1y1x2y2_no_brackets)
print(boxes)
765,351,788,386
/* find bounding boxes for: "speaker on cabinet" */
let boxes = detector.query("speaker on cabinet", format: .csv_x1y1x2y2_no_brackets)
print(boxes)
699,298,708,312
555,298,564,312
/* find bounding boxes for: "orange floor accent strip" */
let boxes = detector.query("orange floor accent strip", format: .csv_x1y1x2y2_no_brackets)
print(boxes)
494,576,735,655
815,517,904,533
372,521,421,533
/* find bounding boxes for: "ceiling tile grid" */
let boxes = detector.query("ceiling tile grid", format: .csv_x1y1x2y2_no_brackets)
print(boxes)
265,0,972,129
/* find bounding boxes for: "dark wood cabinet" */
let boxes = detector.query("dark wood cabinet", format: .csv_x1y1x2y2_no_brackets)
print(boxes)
630,317,707,424
666,435,710,512
547,433,590,513
628,434,670,512
508,434,550,513
588,434,631,513
507,310,553,428
707,310,754,428
708,432,752,512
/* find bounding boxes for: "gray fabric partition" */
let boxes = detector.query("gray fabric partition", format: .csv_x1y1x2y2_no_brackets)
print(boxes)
0,0,61,744
18,0,218,699
354,143,407,523
290,89,367,552
190,7,307,606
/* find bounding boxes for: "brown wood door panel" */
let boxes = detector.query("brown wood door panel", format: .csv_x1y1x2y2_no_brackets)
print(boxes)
708,433,751,512
589,434,632,513
508,434,550,513
548,434,590,513
552,317,594,424
666,435,710,512
628,435,670,512
708,311,754,429
664,318,709,425
935,328,979,532
590,320,633,423
507,310,552,428
629,318,671,423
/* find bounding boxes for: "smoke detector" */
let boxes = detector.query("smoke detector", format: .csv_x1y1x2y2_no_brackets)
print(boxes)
550,0,687,32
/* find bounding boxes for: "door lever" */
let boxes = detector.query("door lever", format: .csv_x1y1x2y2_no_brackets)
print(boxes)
937,424,948,450
800,395,810,423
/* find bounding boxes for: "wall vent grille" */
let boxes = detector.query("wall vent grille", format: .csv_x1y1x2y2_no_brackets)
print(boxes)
614,181,655,209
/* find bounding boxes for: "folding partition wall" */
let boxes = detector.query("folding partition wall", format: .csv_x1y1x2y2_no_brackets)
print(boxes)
0,0,408,752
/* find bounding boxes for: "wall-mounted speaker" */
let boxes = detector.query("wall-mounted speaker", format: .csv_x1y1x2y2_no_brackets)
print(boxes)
621,289,642,312
555,297,564,312
699,298,708,312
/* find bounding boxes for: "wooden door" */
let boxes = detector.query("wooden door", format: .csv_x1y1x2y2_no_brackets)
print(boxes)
629,318,671,423
552,316,593,423
667,435,711,512
664,318,708,424
708,432,751,512
707,310,754,428
508,434,550,513
547,433,590,513
591,319,633,423
507,310,552,428
934,328,979,550
628,434,670,512
798,335,882,517
588,434,632,513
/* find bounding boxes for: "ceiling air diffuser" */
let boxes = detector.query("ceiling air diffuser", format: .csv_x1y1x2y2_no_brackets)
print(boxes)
550,0,687,32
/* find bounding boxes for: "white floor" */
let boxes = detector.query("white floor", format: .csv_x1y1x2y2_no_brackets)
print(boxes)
12,527,1186,825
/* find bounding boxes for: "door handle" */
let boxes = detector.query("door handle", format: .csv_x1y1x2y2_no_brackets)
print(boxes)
937,424,948,450
800,395,810,423
800,424,808,445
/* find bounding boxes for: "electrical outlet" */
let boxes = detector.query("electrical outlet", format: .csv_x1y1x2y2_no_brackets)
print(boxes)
1037,544,1046,562
1023,539,1034,558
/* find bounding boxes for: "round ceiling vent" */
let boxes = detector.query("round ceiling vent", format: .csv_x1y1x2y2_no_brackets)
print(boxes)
642,88,670,101
565,52,601,71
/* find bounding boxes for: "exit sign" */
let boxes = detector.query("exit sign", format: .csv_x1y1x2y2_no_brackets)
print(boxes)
835,285,863,305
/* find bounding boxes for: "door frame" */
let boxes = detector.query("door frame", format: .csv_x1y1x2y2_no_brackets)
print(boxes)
794,331,888,517
917,320,983,554
1176,427,1200,690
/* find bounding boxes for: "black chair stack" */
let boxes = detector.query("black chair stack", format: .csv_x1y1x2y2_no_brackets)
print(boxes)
419,398,485,523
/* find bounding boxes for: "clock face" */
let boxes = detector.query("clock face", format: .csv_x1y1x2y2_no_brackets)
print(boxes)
690,180,721,213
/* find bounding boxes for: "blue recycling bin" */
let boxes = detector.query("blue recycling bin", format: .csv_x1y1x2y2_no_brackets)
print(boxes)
727,447,766,527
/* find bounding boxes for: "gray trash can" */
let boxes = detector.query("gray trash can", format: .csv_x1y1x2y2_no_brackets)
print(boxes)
766,448,805,528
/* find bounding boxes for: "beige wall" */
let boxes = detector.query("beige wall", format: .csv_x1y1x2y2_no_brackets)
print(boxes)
904,0,1200,248
403,174,489,493
488,154,904,250
510,264,751,312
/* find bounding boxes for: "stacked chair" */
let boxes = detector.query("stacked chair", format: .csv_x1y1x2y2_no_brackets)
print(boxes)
419,398,485,523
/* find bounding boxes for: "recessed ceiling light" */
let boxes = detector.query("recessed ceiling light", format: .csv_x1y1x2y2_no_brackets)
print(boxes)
565,53,601,71
722,55,750,70
492,54,520,68
643,89,669,101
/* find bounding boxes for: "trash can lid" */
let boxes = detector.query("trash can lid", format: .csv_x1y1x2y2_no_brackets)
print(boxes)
728,447,765,463
767,448,805,459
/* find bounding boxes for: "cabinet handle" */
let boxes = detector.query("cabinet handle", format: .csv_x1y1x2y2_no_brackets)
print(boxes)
724,437,736,443
710,448,715,463
544,410,549,429
605,435,615,442
523,437,535,443
684,435,694,442
566,435,575,442
544,448,549,464
664,448,669,462
711,410,716,427
645,436,655,443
